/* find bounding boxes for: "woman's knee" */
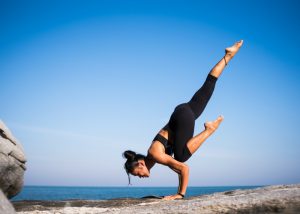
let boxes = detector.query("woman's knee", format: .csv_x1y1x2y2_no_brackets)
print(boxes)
174,149,192,162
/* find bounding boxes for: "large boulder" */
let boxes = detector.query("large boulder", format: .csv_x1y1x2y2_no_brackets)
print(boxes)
0,189,16,214
0,120,26,199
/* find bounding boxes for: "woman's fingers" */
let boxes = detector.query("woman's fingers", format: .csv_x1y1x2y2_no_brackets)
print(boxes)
162,194,183,200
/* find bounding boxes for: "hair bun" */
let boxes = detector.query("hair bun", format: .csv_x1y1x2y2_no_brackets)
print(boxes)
123,150,136,161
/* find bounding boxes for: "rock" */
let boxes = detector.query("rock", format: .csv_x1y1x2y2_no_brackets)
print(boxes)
0,189,16,214
13,184,300,213
0,120,27,199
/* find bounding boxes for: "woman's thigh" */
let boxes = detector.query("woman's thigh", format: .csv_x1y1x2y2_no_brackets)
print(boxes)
168,103,195,162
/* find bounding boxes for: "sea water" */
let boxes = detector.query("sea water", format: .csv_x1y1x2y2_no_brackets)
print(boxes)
12,185,262,201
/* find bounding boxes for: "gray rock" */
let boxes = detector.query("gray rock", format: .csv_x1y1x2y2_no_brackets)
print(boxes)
0,189,16,214
0,120,27,199
12,184,300,213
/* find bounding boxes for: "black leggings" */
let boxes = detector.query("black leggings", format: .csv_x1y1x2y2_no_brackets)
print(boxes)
167,74,217,162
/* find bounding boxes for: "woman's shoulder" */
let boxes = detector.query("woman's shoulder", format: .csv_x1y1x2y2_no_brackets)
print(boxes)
148,140,164,159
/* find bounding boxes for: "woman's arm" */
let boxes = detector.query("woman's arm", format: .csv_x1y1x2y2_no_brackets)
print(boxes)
152,153,189,200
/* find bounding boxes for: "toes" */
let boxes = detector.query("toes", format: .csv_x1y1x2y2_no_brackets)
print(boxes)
236,40,243,46
217,115,224,121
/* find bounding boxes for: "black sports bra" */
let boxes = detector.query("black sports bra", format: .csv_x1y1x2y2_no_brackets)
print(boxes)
153,134,173,156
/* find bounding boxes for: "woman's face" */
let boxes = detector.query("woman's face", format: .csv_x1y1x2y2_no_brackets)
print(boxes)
131,160,150,178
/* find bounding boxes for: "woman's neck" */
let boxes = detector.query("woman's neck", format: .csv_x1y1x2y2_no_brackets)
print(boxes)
144,156,156,171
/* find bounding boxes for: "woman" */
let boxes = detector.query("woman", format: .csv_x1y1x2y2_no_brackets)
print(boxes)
123,40,243,200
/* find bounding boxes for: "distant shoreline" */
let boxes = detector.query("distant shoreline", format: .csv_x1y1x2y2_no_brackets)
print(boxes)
13,184,300,214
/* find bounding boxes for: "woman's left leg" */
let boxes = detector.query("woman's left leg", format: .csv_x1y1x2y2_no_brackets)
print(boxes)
167,103,195,162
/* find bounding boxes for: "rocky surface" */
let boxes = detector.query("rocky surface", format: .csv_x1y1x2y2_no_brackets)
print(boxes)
13,184,300,214
0,189,16,214
0,120,27,199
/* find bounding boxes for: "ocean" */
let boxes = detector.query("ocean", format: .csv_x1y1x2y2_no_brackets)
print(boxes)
12,185,262,201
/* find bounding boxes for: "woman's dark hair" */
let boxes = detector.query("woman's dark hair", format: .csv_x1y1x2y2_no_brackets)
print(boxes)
122,150,146,185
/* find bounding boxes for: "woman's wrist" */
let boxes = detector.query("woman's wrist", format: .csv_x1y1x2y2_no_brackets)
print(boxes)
177,192,185,198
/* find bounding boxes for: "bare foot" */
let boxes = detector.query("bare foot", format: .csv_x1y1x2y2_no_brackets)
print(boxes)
204,116,224,133
225,40,243,58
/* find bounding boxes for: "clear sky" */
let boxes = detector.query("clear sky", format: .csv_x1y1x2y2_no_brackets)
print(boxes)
1,0,299,187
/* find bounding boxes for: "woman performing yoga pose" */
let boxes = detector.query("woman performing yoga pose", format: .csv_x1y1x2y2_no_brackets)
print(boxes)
123,40,243,200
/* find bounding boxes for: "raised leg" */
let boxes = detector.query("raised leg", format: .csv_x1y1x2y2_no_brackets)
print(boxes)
188,74,217,120
209,40,243,78
187,40,243,120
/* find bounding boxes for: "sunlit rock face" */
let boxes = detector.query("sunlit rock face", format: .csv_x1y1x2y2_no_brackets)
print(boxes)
0,120,27,199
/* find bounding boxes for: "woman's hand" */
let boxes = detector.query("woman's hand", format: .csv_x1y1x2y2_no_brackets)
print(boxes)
162,194,184,200
150,152,189,201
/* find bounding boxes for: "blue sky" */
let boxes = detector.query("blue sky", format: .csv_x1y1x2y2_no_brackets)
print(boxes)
1,0,299,187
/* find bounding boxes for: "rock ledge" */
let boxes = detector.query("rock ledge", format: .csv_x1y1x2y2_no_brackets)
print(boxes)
14,184,300,214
